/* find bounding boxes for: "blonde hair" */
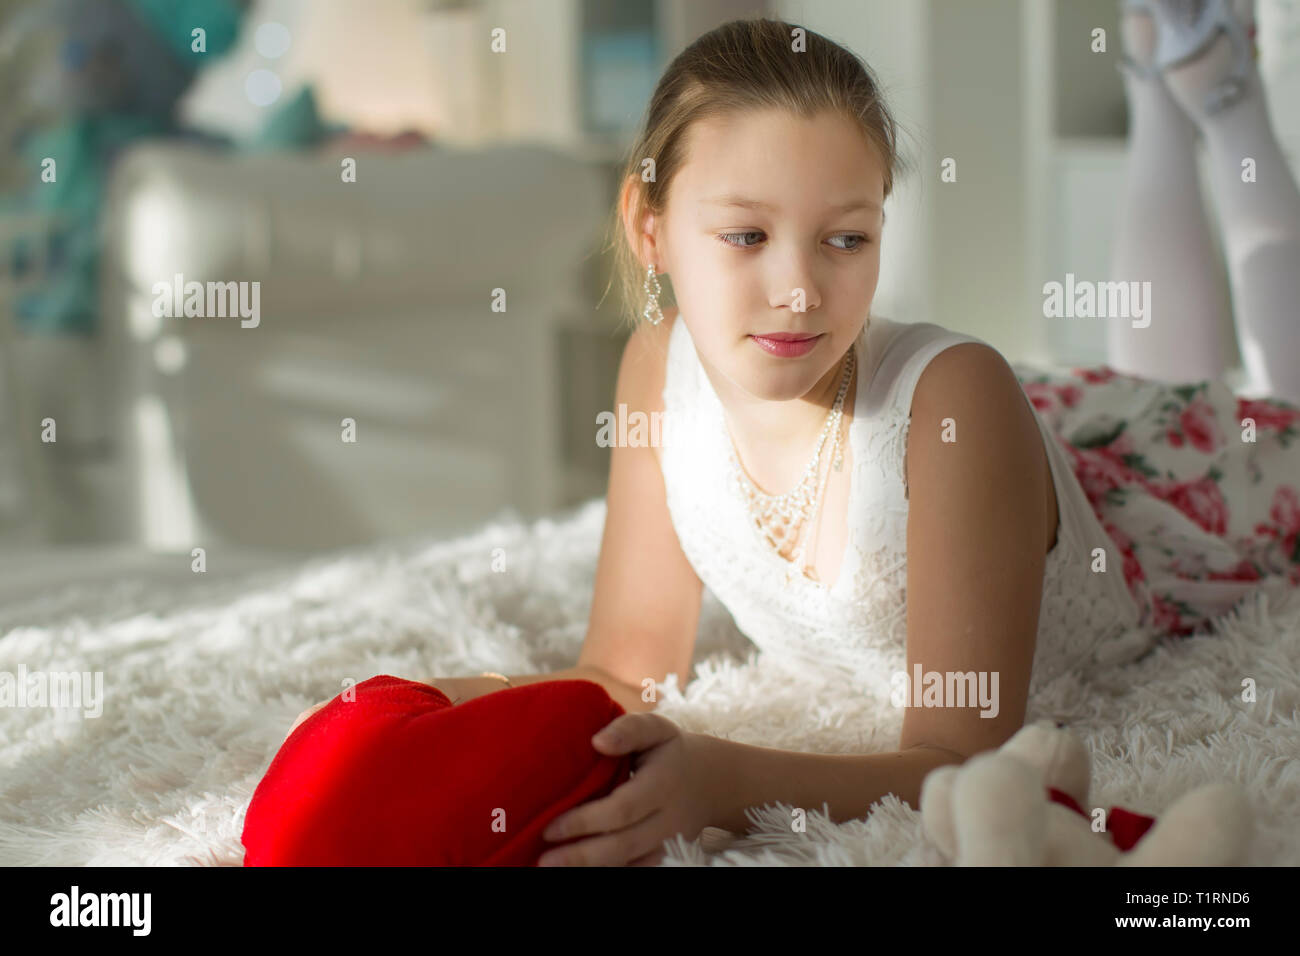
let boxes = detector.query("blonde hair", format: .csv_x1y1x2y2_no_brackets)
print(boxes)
602,16,907,331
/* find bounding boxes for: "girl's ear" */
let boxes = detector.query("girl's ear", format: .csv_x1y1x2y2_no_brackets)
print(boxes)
619,176,662,271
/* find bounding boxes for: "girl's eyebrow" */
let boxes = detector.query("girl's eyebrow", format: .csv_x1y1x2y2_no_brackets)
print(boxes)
702,195,883,214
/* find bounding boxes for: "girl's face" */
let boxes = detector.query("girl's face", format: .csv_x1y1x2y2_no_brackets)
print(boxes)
655,107,885,404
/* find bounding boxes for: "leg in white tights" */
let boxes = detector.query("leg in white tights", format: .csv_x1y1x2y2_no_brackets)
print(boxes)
1108,5,1230,385
1162,0,1300,404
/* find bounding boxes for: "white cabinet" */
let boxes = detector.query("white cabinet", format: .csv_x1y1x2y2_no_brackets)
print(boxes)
99,142,606,552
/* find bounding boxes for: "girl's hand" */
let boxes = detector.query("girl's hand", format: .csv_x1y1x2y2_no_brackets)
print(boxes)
537,713,721,866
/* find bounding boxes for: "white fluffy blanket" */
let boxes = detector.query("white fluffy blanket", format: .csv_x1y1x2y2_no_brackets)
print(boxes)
1,499,1297,866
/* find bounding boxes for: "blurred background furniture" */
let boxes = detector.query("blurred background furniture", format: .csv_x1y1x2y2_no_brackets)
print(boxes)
99,141,607,551
3,0,1298,557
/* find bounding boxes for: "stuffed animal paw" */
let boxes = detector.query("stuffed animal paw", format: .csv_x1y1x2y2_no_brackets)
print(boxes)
919,719,1252,866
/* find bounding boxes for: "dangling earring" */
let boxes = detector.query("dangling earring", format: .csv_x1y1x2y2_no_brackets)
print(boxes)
643,264,664,326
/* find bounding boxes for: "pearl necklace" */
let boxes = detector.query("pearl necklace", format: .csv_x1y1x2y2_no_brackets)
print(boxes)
727,347,855,584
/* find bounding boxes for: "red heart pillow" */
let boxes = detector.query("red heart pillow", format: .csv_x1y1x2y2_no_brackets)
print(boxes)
241,675,632,866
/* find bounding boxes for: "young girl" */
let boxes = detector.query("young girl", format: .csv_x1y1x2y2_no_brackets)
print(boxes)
286,8,1300,866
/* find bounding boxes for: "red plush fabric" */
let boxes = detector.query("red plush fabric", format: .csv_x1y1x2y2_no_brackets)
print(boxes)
1047,786,1157,852
1106,806,1157,852
242,676,632,866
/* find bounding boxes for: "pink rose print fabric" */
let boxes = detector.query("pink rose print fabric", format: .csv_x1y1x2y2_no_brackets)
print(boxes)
1013,363,1300,639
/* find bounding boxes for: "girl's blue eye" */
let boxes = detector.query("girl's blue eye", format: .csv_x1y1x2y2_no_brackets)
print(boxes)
717,231,764,248
828,234,867,251
715,232,869,251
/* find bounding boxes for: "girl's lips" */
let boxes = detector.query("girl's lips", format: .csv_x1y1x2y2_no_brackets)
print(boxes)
749,332,822,357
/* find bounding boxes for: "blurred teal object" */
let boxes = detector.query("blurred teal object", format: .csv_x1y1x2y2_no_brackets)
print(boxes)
121,0,241,62
580,0,658,138
7,115,170,336
246,86,346,153
0,0,245,336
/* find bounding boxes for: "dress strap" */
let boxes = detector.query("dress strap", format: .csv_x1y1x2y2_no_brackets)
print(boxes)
660,315,698,417
861,319,988,420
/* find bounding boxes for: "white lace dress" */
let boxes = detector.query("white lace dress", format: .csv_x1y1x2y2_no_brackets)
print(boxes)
658,314,1156,700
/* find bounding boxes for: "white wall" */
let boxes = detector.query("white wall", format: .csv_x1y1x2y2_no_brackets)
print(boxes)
1260,0,1300,162
926,0,1029,358
776,0,1035,359
773,0,935,330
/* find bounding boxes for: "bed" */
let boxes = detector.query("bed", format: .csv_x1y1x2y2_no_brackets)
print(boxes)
1,497,1298,866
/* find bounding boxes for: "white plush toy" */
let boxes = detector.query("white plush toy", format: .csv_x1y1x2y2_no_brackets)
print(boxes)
919,719,1253,866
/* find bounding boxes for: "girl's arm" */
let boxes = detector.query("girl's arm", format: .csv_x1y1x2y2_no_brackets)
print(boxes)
698,342,1053,828
440,307,702,716
575,306,704,712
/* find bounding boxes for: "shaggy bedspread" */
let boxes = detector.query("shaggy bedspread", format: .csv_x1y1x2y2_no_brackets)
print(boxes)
1,499,1297,866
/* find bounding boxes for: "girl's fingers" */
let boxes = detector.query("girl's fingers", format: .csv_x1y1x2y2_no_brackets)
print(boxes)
592,713,676,753
538,810,668,867
542,764,663,842
553,716,680,840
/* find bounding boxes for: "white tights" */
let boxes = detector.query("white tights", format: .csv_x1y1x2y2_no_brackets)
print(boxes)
1108,0,1300,405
